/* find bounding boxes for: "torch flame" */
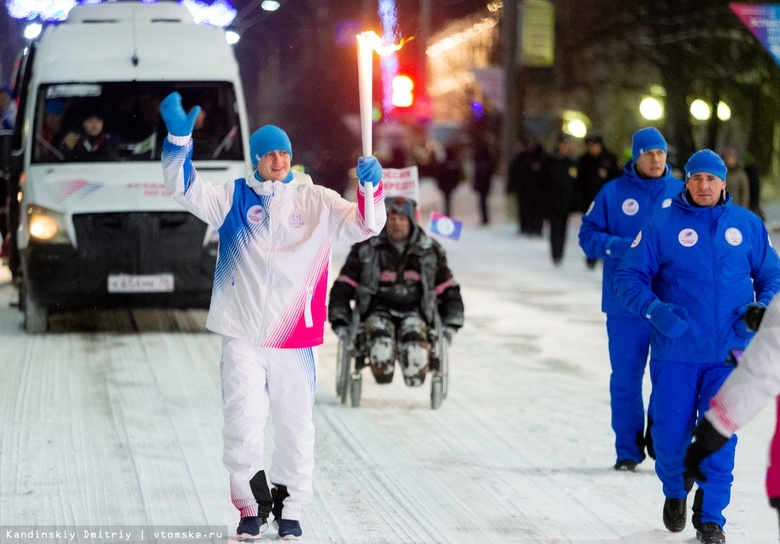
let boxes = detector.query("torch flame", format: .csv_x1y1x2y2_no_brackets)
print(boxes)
356,30,413,56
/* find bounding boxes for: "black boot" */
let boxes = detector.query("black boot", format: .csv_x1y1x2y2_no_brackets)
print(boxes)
663,497,687,532
692,487,704,531
645,416,655,460
696,522,726,543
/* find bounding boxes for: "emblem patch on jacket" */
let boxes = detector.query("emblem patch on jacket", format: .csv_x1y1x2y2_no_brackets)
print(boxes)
622,198,639,216
725,227,743,246
678,229,699,247
247,205,266,224
290,210,305,229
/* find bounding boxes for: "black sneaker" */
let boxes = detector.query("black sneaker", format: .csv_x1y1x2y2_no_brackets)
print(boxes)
614,459,638,472
236,516,268,541
696,522,726,543
663,498,687,532
276,519,303,541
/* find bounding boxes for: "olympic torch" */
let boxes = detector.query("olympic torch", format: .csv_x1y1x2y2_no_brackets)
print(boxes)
355,31,407,230
356,31,376,229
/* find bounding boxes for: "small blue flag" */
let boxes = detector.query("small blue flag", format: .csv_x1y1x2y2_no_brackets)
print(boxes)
428,212,463,241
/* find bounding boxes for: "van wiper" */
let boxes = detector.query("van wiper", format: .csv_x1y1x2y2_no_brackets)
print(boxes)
212,125,238,159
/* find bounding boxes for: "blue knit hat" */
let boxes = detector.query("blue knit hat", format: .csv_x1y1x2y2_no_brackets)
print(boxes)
684,149,727,181
631,127,667,161
249,125,292,166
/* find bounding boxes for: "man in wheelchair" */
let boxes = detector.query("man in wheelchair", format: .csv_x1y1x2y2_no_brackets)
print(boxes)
328,196,464,386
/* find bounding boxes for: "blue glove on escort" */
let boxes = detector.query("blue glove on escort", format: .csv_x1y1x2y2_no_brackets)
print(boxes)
735,302,767,338
605,236,632,259
159,92,201,137
356,156,382,187
646,300,689,338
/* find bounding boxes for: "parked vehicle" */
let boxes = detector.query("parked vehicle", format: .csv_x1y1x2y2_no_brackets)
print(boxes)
4,1,251,332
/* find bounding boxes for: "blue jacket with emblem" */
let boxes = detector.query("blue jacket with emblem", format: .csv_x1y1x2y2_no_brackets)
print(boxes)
613,190,780,363
579,162,684,315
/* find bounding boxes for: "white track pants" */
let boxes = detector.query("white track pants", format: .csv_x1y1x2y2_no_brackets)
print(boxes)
220,337,317,521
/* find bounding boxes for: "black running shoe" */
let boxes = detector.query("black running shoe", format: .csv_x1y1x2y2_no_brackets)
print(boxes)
696,522,726,543
276,519,303,541
236,516,268,541
614,459,638,472
663,497,687,532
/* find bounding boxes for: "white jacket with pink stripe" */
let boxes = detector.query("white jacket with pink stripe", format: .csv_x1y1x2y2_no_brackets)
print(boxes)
161,136,386,348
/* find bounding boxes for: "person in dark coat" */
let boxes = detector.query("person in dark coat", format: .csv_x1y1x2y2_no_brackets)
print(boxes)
328,196,465,387
437,145,462,217
541,134,579,265
508,141,546,236
472,139,495,225
578,133,621,268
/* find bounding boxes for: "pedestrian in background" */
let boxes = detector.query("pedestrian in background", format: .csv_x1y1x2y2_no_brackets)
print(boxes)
472,137,495,226
614,149,780,544
541,133,578,266
437,144,462,217
508,139,546,237
158,92,386,541
720,147,750,209
577,133,621,268
579,127,682,472
684,295,780,540
744,153,764,219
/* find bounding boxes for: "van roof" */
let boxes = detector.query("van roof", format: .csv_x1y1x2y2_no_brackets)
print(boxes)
34,2,239,82
65,2,194,24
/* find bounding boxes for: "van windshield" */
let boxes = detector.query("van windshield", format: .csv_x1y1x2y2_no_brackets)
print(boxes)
32,82,244,163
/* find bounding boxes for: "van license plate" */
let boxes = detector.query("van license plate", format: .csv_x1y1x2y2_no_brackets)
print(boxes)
108,274,175,293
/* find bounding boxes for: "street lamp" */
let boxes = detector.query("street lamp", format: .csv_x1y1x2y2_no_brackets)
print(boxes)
717,102,731,121
639,97,663,121
690,99,710,121
261,0,280,11
225,29,240,44
23,22,42,40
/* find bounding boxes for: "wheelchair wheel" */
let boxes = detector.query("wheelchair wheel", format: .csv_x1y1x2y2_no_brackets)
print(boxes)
438,329,450,400
430,374,444,410
336,338,346,397
350,373,362,408
338,340,352,405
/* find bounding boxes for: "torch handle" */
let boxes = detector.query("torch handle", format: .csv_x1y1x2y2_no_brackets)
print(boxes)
362,168,376,230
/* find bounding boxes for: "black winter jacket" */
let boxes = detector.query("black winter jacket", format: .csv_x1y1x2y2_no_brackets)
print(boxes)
328,227,464,330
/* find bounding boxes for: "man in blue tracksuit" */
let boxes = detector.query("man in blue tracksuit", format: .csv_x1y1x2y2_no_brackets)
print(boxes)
579,127,683,471
613,149,780,543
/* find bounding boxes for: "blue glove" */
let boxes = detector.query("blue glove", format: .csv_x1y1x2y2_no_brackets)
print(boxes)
159,92,201,137
356,156,382,187
605,236,632,259
735,302,767,338
646,300,688,338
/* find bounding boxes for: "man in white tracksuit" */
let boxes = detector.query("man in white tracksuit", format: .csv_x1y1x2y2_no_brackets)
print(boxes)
159,92,386,541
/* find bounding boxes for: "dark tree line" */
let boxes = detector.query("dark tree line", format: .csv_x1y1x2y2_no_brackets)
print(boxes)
549,0,780,172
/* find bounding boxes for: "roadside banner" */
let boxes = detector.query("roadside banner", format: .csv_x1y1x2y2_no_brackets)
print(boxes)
731,3,780,66
381,166,420,221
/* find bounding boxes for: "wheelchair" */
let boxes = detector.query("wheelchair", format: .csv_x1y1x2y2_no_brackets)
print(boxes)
335,309,450,409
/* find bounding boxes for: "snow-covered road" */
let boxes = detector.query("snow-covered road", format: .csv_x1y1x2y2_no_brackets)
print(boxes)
0,186,778,543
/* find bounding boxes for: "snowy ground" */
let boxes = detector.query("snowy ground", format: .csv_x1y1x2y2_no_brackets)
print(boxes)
0,181,778,543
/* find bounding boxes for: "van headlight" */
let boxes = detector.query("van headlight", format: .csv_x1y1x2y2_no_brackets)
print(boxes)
28,205,70,243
